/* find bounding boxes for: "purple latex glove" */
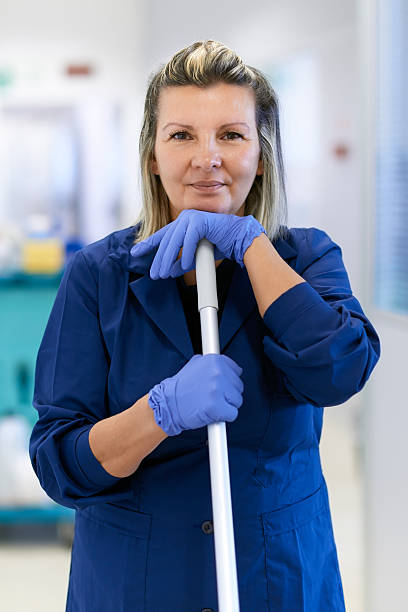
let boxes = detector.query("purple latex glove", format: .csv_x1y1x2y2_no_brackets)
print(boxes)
130,209,266,279
148,354,244,436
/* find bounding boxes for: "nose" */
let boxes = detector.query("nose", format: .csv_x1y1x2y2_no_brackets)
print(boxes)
191,138,222,170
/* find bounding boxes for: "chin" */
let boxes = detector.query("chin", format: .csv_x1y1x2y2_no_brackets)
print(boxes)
173,200,238,218
194,201,234,213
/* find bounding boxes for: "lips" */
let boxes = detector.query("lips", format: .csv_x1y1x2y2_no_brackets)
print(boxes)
192,181,225,187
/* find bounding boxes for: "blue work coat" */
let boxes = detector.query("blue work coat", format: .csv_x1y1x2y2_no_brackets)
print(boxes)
29,223,380,612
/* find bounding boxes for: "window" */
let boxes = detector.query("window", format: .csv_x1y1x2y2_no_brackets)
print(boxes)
375,0,408,314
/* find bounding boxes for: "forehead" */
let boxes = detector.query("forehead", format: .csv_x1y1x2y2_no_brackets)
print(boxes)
157,83,256,124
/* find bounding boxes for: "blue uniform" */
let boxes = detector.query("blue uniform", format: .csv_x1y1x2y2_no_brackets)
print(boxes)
29,224,380,611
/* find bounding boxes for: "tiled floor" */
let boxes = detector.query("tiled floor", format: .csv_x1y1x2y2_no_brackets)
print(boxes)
0,541,71,611
0,405,363,611
320,403,364,612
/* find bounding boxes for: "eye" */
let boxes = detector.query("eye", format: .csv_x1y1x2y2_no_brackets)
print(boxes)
169,130,243,141
169,130,190,140
223,131,243,140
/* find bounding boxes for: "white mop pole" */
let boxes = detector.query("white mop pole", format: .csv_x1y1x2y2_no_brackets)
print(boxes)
195,238,240,612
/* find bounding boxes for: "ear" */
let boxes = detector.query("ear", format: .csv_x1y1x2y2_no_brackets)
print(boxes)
150,156,159,175
256,156,264,176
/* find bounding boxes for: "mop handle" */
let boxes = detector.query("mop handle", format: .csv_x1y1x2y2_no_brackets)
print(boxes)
195,238,240,612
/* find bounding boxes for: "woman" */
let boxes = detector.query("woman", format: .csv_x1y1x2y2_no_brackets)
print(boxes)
29,40,381,611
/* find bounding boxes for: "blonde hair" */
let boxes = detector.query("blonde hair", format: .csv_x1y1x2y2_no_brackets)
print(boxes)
134,40,289,244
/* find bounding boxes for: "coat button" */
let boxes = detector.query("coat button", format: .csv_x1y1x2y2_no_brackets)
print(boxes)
201,609,214,612
201,520,213,534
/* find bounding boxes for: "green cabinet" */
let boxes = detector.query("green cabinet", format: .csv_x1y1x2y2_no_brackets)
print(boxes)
0,273,62,425
0,273,74,530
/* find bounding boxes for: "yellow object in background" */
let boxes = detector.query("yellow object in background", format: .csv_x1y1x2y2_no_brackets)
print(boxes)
22,238,64,274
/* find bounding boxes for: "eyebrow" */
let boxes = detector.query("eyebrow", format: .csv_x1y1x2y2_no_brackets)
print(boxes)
162,121,250,132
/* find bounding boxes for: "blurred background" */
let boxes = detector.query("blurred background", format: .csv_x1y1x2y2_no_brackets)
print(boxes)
0,0,406,610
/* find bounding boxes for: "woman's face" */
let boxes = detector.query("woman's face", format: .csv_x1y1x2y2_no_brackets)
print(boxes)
151,82,264,221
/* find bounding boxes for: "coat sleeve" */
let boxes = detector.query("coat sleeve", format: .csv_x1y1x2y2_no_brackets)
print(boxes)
29,250,135,509
262,227,381,407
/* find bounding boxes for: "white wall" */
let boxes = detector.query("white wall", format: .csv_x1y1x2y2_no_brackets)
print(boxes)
362,314,408,612
0,0,148,239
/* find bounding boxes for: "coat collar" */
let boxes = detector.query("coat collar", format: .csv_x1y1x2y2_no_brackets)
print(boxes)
107,224,297,360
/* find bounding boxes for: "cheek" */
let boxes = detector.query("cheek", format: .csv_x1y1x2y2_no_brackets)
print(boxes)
170,153,189,178
231,152,260,178
159,156,185,182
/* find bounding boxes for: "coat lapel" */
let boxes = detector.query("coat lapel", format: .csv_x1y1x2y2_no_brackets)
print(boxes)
129,273,194,359
128,263,258,360
108,226,298,361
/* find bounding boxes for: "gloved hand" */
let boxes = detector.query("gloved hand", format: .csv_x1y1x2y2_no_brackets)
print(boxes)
130,209,266,279
147,353,244,436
